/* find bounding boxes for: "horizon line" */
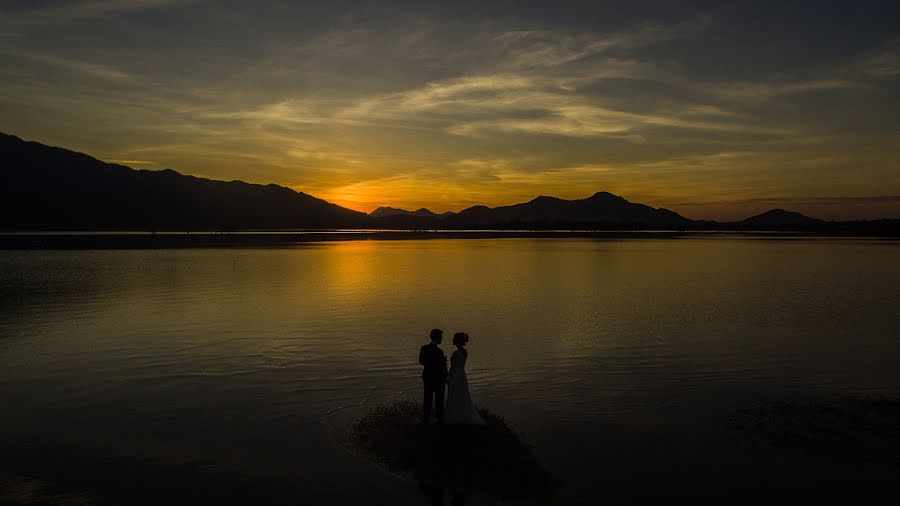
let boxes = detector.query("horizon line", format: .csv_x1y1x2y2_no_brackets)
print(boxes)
4,131,899,222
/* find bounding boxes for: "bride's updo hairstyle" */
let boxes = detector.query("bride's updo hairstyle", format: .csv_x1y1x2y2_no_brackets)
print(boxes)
452,332,469,346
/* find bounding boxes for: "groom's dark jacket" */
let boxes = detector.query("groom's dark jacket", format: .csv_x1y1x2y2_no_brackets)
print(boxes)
419,343,448,384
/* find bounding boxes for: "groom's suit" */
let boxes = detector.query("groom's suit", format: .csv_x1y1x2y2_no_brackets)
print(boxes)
419,343,448,424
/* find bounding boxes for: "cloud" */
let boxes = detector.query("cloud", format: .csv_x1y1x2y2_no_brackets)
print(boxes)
861,37,900,79
700,78,863,102
3,0,191,25
165,16,849,147
303,21,830,140
493,18,709,70
108,159,155,165
675,196,900,207
6,51,131,82
337,69,793,139
202,99,331,125
1,3,898,219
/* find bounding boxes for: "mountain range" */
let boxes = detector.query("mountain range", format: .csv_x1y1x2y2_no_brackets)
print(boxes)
1,133,367,230
2,132,896,234
369,207,452,219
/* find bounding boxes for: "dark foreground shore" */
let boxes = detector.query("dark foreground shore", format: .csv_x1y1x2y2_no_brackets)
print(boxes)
2,230,897,249
347,400,558,504
3,397,898,505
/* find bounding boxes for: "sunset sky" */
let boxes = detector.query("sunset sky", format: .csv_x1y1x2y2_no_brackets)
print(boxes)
1,0,898,220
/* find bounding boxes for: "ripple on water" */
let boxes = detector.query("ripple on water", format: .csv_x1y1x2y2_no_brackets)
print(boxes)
2,240,900,502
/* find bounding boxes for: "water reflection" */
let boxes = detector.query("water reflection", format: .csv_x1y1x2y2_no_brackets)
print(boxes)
1,238,899,503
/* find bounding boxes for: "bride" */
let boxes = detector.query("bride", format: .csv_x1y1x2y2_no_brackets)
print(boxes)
444,332,485,425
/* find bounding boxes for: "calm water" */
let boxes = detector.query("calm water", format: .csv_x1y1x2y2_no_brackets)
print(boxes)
2,237,899,504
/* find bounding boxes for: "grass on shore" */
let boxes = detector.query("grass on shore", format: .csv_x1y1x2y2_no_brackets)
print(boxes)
347,400,557,503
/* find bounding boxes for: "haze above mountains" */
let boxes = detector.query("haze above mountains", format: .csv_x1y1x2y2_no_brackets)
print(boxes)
1,133,895,233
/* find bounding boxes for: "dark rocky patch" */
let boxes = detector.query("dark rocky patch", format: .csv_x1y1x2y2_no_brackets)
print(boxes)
347,400,557,504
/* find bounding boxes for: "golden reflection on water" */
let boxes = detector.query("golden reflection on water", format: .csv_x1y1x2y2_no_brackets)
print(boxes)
2,238,900,502
3,238,900,380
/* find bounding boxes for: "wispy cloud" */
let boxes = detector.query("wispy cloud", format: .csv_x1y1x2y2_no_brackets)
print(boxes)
336,68,791,139
1,3,897,219
676,195,900,206
177,16,867,146
6,51,132,82
700,78,863,102
494,18,709,70
4,0,191,25
860,37,900,79
108,159,156,166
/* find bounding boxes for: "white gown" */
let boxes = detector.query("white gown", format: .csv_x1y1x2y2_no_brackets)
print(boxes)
444,349,486,425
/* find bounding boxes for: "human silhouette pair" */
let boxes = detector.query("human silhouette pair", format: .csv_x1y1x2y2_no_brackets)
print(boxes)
418,329,485,425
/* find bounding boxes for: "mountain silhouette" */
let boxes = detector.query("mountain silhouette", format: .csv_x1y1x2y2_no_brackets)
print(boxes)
737,208,824,228
438,192,690,229
0,133,368,230
370,207,440,218
4,132,893,234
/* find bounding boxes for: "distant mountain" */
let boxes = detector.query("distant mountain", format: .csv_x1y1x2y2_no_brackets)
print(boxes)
370,206,439,218
440,192,691,229
4,132,894,234
736,208,824,229
0,133,368,230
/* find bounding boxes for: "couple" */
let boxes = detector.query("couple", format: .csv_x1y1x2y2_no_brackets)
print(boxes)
418,329,485,425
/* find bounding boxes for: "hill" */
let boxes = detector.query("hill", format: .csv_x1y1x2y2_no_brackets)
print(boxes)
439,192,691,229
5,133,895,234
370,207,440,218
0,133,368,230
736,208,824,229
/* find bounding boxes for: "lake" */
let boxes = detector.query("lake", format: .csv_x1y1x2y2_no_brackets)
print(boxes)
2,236,899,504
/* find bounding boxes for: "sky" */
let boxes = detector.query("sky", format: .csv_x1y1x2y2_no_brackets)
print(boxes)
1,0,899,220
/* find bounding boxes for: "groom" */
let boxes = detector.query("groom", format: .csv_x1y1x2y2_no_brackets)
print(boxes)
418,328,448,424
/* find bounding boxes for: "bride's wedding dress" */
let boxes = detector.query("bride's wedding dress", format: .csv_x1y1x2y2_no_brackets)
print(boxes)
444,350,485,425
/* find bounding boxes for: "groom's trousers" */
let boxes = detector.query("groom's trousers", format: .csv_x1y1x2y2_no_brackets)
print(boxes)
423,380,445,424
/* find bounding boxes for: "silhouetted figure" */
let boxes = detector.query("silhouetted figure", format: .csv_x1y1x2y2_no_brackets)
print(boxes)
419,328,448,424
445,332,485,425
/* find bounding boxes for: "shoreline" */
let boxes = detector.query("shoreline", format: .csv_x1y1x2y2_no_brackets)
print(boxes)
1,229,899,249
